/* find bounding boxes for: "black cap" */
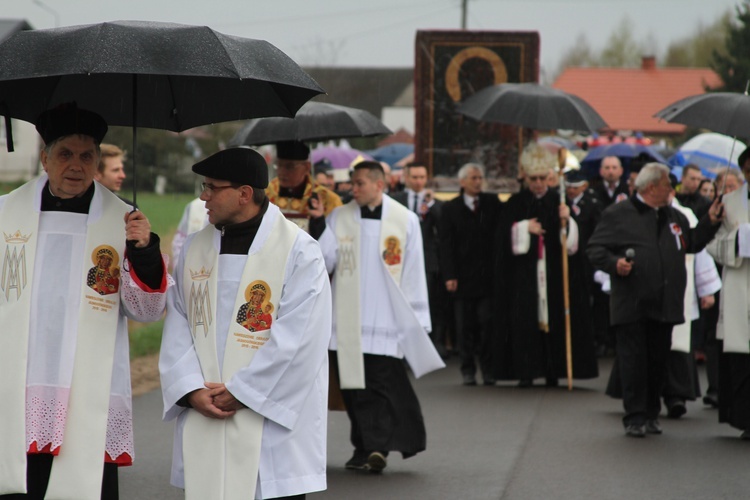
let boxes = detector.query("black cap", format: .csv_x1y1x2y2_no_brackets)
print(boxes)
276,140,310,161
192,147,269,188
36,102,108,145
564,169,588,186
739,148,749,169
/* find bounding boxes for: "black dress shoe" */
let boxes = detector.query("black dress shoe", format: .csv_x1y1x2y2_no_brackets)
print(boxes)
625,424,646,438
703,393,719,408
666,399,687,419
483,378,496,386
545,377,559,388
517,379,532,388
345,449,369,470
462,375,477,386
645,420,662,434
366,451,387,473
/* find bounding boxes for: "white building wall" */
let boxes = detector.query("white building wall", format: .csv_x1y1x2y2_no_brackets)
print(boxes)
0,119,40,182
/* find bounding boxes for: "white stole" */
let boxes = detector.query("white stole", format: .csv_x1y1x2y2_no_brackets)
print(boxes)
0,176,127,499
181,213,297,500
334,200,443,389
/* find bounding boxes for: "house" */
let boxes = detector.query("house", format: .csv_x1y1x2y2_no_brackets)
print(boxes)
0,19,39,183
552,56,722,136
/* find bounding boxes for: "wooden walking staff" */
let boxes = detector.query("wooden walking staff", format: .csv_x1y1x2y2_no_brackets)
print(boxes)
557,148,573,391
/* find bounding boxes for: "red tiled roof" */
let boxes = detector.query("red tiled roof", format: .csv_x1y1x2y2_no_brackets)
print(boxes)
553,64,722,134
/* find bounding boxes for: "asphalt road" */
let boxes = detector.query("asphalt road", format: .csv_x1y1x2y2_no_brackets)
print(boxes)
120,357,748,499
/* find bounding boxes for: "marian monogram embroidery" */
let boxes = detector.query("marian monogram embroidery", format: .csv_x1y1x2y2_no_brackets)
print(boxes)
339,235,356,276
236,280,273,332
1,230,31,300
188,266,213,338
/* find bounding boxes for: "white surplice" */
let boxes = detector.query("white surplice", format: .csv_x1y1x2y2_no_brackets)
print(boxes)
160,204,331,499
318,196,435,362
0,176,168,469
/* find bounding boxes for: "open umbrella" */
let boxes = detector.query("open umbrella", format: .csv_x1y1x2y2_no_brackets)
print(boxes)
229,101,391,146
580,143,668,178
456,82,608,133
654,92,750,138
366,143,414,167
310,145,372,170
672,132,744,172
0,20,324,204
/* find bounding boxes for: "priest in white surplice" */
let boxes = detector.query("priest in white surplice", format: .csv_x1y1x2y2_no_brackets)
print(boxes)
0,103,169,500
159,147,331,499
317,160,444,473
706,149,750,439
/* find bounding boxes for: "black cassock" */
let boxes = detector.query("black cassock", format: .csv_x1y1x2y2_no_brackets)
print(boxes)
494,188,598,381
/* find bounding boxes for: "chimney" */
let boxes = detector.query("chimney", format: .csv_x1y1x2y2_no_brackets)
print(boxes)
641,56,656,70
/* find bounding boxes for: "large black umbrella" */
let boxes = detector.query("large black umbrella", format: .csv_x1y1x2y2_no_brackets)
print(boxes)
456,82,607,133
0,20,325,203
229,101,391,146
653,92,750,138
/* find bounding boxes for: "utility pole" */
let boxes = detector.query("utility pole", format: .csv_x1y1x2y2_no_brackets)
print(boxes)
461,0,468,29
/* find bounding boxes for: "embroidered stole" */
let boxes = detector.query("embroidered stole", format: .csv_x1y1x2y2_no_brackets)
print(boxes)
335,200,443,389
0,177,127,499
181,213,297,500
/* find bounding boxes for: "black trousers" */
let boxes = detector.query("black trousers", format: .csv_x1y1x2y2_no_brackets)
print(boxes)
426,269,448,356
0,454,118,500
337,353,426,458
454,296,494,380
614,321,673,426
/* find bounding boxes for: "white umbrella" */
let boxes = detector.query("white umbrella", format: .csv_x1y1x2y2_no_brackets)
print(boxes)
677,132,745,171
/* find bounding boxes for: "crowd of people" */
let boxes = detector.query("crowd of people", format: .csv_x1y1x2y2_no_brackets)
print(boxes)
3,102,750,499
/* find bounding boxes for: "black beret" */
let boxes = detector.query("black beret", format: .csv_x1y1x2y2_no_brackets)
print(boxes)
36,102,108,145
192,147,268,188
739,148,749,169
564,169,588,186
276,140,310,161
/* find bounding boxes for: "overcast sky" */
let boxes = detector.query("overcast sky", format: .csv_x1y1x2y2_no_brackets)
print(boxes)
2,0,741,80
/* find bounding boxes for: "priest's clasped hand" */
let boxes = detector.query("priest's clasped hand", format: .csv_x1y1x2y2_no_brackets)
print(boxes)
206,382,245,412
124,210,152,248
187,385,237,420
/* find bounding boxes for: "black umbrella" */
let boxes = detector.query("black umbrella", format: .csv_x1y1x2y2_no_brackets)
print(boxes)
229,101,391,146
0,20,325,204
456,82,607,133
653,91,750,138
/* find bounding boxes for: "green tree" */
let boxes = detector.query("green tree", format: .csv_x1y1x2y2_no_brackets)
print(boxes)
665,11,731,68
712,1,750,92
599,16,644,67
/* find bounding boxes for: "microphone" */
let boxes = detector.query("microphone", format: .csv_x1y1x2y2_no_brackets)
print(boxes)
625,248,635,263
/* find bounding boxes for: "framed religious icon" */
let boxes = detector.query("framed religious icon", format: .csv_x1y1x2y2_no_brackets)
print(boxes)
415,30,540,193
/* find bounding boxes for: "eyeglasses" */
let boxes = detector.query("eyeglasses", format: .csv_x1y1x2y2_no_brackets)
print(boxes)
527,175,547,182
201,182,239,194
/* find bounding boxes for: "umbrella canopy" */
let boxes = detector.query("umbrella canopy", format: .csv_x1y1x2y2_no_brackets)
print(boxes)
654,92,750,138
310,145,372,170
229,101,391,146
671,132,744,172
456,82,608,133
580,143,668,178
0,20,324,134
0,20,324,205
366,143,414,167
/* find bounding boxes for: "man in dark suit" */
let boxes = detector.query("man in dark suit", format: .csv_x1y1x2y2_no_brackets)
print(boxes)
439,163,502,385
587,163,723,437
392,162,447,357
592,156,629,207
676,163,711,218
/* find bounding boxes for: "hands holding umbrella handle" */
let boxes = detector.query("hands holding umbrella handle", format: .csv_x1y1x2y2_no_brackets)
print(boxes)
125,210,152,248
708,196,725,225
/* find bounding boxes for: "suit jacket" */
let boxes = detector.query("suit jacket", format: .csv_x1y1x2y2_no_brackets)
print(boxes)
676,191,711,219
567,189,602,252
439,191,502,298
591,179,629,208
391,190,443,273
587,196,719,326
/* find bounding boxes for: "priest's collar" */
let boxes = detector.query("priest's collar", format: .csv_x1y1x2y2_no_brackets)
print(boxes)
360,203,382,220
41,181,94,213
277,177,309,199
216,197,269,255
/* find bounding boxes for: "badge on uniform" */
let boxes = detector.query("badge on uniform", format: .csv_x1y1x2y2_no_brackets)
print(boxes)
670,223,685,251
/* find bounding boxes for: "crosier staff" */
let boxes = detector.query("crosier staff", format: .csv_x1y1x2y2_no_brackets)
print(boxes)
557,148,573,391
